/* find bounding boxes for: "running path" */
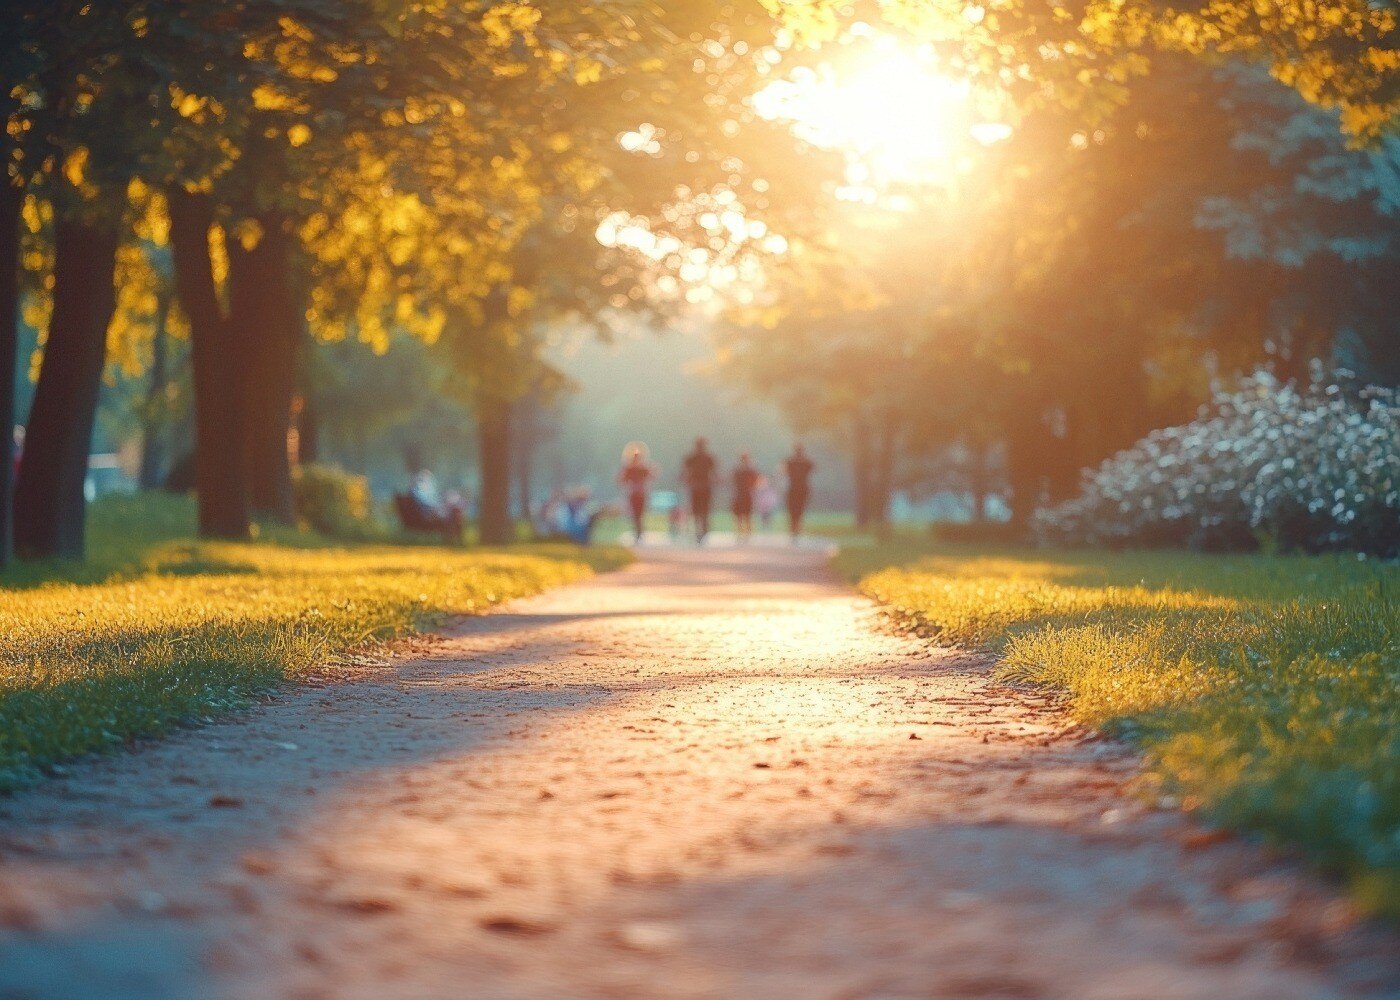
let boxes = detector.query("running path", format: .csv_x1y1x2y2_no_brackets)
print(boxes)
1,545,1396,999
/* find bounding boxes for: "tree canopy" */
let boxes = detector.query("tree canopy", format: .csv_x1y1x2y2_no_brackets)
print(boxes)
1,0,1395,559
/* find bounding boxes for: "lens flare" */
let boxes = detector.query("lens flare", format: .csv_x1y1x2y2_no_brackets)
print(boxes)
752,47,1002,190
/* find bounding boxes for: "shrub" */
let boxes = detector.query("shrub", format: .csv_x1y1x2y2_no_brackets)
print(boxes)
293,464,380,539
1038,368,1400,555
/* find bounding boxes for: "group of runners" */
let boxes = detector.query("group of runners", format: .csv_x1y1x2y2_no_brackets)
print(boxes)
618,437,815,544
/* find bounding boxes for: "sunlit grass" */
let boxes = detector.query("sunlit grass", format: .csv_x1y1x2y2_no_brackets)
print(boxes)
837,540,1399,916
0,493,629,790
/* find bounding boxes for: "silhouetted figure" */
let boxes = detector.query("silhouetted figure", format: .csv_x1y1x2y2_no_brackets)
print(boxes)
393,468,463,544
681,437,718,543
731,453,759,542
618,443,655,542
535,487,604,546
784,444,814,540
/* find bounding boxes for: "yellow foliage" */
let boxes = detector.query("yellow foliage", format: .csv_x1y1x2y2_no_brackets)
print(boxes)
574,57,604,85
482,2,542,47
61,146,88,188
176,91,204,118
207,224,230,295
277,15,315,42
20,193,48,235
231,217,264,251
252,83,301,112
128,181,170,246
108,241,162,379
506,284,535,317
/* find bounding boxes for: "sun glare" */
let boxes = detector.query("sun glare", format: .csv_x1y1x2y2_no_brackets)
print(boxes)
752,41,1010,196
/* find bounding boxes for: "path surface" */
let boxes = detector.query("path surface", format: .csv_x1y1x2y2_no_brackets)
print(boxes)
1,545,1396,999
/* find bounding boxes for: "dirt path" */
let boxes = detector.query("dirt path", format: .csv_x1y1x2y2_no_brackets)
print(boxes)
1,544,1396,999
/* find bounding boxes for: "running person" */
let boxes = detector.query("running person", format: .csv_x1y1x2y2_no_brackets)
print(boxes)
783,443,814,540
731,453,759,542
680,437,718,544
617,443,654,543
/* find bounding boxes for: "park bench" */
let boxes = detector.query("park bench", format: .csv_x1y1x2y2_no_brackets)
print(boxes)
392,493,464,545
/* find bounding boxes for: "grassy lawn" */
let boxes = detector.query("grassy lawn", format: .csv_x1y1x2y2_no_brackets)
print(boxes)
836,539,1399,916
0,493,629,791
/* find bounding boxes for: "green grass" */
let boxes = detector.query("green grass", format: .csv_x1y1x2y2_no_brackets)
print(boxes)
0,492,629,790
837,539,1399,916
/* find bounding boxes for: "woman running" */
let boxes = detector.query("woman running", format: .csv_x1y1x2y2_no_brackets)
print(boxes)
731,452,759,542
681,437,718,544
618,443,654,543
783,443,814,540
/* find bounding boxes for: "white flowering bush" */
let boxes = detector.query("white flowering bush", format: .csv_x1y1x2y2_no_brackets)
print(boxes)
1038,368,1400,555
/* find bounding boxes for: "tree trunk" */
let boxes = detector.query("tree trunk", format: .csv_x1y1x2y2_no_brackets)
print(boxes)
166,187,251,540
852,413,871,529
517,449,533,523
515,400,535,522
477,394,513,545
968,444,989,523
0,181,20,568
138,291,171,489
869,413,896,539
1004,420,1044,533
292,326,318,467
229,215,299,525
295,392,318,465
13,219,119,559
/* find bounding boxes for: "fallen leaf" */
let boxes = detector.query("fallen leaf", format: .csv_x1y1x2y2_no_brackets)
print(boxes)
479,915,556,936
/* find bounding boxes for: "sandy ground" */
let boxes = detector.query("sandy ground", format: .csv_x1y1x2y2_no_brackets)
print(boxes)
1,544,1397,1000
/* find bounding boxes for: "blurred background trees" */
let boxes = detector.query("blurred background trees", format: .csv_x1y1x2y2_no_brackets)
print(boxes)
720,43,1397,531
1,0,1395,562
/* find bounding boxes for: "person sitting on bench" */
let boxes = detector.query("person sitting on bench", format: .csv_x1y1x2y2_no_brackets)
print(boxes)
535,486,606,545
393,469,463,543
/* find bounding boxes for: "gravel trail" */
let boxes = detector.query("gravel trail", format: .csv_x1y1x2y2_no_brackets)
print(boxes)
1,543,1396,999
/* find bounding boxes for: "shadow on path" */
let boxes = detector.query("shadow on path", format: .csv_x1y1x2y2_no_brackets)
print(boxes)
1,544,1396,999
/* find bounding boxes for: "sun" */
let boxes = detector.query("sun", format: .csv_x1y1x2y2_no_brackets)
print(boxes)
751,40,1010,195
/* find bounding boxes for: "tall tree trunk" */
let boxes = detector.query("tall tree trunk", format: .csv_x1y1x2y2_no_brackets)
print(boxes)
515,399,535,522
0,181,20,568
294,392,318,465
138,291,171,489
229,214,299,525
13,219,119,559
1004,419,1043,534
870,413,896,539
852,412,871,529
477,394,513,545
294,327,318,466
166,187,251,540
968,444,989,523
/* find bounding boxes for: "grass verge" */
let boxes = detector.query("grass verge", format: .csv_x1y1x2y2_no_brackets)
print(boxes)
836,540,1398,917
1,493,629,791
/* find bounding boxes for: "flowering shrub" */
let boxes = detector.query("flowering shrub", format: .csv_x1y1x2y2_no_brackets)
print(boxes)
293,463,380,539
1037,369,1400,555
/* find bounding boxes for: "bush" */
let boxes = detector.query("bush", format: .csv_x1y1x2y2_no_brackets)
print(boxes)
1038,368,1400,555
293,464,380,539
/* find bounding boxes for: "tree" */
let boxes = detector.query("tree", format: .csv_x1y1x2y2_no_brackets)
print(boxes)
775,0,1398,140
719,42,1397,528
4,0,169,559
0,177,19,569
